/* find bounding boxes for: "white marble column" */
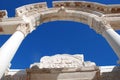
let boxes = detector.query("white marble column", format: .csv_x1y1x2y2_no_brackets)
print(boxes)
102,28,120,61
91,17,120,63
0,23,30,79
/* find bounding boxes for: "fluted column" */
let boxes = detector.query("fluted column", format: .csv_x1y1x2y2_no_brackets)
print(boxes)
0,23,30,79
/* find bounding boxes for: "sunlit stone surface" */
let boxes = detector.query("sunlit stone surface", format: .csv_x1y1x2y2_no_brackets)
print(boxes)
1,54,120,80
1,0,120,80
30,54,96,69
28,54,100,80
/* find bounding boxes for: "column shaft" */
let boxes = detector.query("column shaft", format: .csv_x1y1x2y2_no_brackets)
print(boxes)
0,31,25,78
102,28,120,60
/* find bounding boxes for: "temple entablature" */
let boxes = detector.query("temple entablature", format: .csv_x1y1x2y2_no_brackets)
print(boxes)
0,1,120,35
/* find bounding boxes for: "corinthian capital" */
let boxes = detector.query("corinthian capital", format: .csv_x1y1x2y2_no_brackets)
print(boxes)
92,17,112,34
16,23,30,37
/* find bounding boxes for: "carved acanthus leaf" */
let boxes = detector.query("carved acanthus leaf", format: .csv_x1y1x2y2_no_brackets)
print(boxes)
92,17,112,34
16,23,30,36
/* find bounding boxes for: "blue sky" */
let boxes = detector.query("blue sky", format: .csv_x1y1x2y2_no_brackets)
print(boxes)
0,0,120,69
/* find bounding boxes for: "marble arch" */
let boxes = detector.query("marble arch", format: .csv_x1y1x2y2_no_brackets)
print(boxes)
0,1,120,79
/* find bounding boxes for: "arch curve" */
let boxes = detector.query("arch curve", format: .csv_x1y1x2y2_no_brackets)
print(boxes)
14,1,120,64
15,1,101,33
15,1,120,34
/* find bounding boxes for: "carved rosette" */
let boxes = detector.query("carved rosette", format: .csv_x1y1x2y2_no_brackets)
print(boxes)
16,23,30,37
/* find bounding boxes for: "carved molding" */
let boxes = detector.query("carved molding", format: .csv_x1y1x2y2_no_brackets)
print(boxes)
30,54,97,72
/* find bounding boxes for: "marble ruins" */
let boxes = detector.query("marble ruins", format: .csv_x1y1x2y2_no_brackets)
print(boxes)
1,54,120,80
0,0,120,80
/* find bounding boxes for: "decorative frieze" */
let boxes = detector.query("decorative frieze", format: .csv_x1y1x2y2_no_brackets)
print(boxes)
30,54,97,69
53,1,120,14
16,2,47,17
27,54,100,80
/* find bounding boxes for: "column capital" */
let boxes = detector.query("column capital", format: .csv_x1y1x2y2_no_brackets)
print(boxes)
16,23,30,37
91,17,112,34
